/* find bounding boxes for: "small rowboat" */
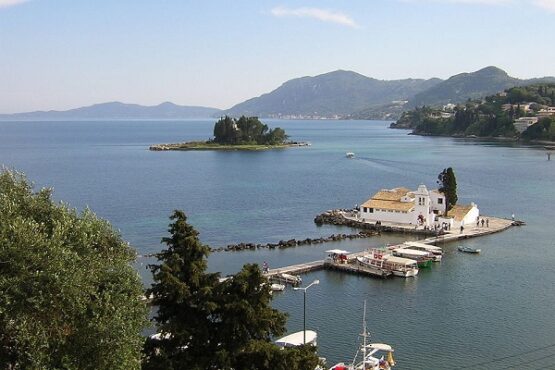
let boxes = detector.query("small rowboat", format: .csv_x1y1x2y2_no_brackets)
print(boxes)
458,246,481,254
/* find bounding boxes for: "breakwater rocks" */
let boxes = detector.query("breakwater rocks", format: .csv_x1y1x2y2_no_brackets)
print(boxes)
314,210,438,236
211,231,378,253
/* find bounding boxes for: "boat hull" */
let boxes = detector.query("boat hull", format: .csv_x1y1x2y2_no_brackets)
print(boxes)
417,260,432,268
392,268,419,278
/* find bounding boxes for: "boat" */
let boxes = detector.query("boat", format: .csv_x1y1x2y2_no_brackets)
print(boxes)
355,256,392,278
329,301,396,370
360,250,418,278
458,246,481,254
346,152,355,158
401,241,443,262
278,273,302,285
271,283,286,292
381,255,419,278
275,330,318,347
392,248,433,268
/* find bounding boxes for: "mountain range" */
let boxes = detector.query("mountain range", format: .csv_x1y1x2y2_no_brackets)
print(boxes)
0,102,221,121
224,66,555,120
3,66,554,121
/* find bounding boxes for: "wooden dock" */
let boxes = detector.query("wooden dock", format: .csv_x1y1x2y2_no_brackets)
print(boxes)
263,216,518,283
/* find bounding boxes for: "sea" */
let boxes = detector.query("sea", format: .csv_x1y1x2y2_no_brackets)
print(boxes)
1,119,554,369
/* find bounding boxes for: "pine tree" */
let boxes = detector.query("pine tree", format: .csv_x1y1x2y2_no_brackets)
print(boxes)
143,211,320,369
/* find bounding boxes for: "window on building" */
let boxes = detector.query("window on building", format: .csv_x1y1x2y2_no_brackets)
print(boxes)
438,198,443,204
363,207,368,212
369,208,374,213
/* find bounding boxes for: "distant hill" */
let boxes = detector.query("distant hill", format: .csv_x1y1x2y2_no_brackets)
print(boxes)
0,102,221,120
223,70,442,118
409,66,555,107
223,67,555,120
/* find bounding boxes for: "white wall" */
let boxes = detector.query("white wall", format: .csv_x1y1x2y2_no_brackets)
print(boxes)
360,207,414,224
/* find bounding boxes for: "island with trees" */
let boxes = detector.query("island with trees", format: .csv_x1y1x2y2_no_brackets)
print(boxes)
390,84,555,142
150,116,309,151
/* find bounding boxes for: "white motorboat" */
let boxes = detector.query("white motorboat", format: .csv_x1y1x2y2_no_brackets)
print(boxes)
329,301,396,370
355,256,392,278
392,248,433,268
346,152,355,158
271,283,286,292
279,273,302,285
402,241,443,262
381,255,419,278
362,250,418,278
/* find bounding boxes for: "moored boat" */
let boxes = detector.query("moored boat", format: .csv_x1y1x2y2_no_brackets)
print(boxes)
271,283,286,291
382,255,419,278
355,255,392,278
458,245,481,254
392,248,433,268
329,301,396,370
278,273,303,285
402,241,443,262
361,250,419,278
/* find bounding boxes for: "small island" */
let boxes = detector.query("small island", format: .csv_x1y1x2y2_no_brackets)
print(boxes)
150,116,309,151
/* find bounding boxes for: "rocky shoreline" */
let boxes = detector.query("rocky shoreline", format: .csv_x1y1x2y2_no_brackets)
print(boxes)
210,230,379,252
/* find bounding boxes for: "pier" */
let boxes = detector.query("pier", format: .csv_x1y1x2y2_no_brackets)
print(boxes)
265,215,517,282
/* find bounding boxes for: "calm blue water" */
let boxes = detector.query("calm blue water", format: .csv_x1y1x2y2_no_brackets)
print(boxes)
1,119,555,369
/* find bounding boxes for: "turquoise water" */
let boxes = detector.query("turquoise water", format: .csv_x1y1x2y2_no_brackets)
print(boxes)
1,120,555,369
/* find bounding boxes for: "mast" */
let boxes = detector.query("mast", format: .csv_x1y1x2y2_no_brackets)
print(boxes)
362,300,367,370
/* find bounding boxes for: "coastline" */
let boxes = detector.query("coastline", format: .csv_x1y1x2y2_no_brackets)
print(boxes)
149,141,310,151
396,129,555,145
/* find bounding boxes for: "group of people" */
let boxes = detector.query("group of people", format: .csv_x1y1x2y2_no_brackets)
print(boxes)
476,217,490,228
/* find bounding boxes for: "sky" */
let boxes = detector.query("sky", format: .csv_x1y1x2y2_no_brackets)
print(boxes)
0,0,554,113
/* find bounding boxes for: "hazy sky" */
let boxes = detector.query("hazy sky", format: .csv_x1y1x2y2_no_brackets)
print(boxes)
1,0,554,113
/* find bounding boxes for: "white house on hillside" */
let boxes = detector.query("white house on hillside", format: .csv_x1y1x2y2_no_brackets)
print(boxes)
359,185,479,229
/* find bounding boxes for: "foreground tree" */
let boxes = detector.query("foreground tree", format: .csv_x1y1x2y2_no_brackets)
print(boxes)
143,211,320,370
437,167,458,214
0,170,147,369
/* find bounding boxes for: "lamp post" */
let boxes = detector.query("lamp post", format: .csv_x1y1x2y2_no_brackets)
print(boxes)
293,279,320,345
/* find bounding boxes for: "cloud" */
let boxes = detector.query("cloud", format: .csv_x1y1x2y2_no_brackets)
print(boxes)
271,6,359,28
0,0,29,8
534,0,555,12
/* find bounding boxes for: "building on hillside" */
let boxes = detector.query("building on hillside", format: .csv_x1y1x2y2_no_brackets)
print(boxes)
537,107,555,118
502,103,532,112
359,185,479,229
513,116,539,133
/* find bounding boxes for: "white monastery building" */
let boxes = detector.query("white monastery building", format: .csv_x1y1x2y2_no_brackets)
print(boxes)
359,185,479,229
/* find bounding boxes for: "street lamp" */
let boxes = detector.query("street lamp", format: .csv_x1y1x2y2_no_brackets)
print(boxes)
293,279,320,344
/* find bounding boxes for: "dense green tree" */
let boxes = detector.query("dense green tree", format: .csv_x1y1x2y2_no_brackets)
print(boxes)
521,117,555,141
0,170,148,369
437,167,458,214
212,116,287,145
143,211,319,370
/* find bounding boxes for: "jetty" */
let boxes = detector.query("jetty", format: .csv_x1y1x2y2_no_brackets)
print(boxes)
265,215,517,282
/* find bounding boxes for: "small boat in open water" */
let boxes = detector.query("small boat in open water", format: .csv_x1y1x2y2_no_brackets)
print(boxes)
346,152,355,158
458,246,481,254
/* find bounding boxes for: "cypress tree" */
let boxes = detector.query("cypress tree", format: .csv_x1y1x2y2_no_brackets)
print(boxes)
437,167,458,214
